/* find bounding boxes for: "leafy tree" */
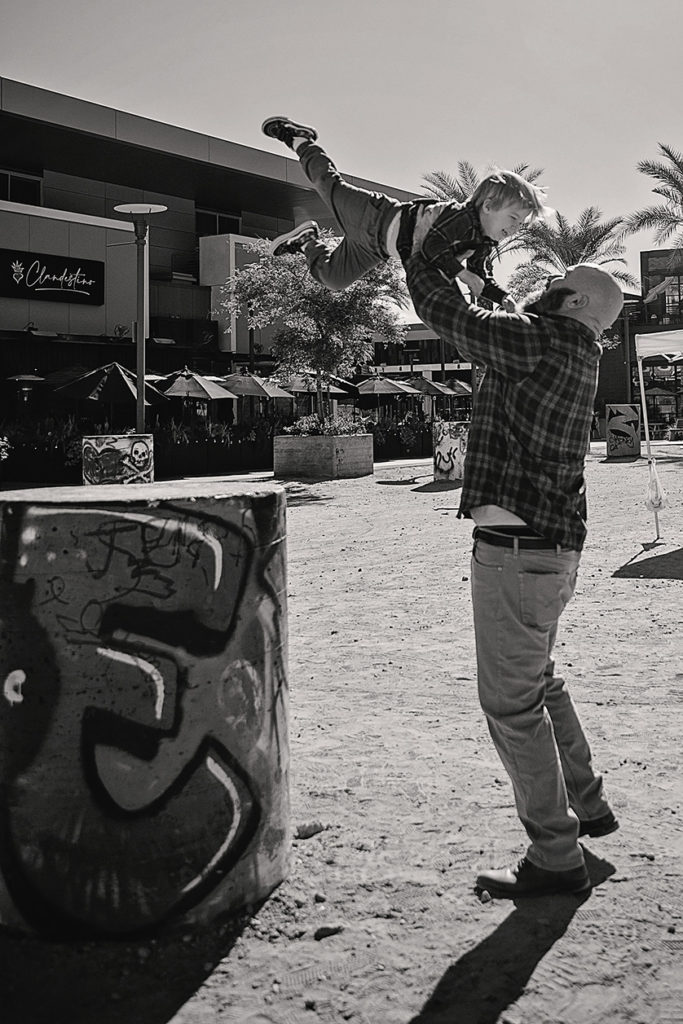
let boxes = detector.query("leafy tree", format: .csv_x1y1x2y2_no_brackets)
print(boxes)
505,207,637,300
422,160,545,260
623,143,683,262
216,234,408,418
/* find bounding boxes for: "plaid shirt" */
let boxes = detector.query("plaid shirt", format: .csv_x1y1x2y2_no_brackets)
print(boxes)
399,199,507,304
402,248,602,551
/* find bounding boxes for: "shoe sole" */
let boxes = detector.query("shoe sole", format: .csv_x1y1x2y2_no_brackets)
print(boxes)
475,880,591,899
579,819,620,838
261,116,317,142
271,221,318,256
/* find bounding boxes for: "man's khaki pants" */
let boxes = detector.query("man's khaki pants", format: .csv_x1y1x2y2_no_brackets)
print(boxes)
471,536,611,870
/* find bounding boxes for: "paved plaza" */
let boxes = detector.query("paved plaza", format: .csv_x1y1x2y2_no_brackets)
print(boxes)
1,441,682,1024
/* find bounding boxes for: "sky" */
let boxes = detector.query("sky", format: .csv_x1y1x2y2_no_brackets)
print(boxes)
2,0,681,290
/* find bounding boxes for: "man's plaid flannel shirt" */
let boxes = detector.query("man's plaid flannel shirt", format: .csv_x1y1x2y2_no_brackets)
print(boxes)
401,237,602,551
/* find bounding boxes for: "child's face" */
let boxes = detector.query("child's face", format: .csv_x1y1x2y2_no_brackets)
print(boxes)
479,199,529,242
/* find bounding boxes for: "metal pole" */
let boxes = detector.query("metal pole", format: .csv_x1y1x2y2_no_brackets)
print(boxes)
133,217,147,435
637,354,660,539
623,314,632,405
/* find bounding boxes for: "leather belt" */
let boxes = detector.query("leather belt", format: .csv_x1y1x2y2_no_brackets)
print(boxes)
473,527,557,550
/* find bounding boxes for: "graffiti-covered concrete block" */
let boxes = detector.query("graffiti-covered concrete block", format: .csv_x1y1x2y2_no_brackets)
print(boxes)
606,405,641,459
0,480,289,936
433,420,469,481
82,433,154,485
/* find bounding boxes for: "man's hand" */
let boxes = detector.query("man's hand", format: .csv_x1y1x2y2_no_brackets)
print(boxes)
456,269,485,298
500,295,517,313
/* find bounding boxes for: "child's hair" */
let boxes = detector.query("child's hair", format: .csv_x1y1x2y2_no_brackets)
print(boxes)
471,169,553,224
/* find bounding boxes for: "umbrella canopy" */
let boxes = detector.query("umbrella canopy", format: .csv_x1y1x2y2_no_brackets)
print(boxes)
7,373,46,383
221,371,294,399
161,367,237,400
444,378,473,396
43,365,92,389
403,377,460,397
357,376,421,395
55,362,167,406
282,374,348,396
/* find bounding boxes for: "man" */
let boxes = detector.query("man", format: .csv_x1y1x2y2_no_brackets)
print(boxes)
399,220,623,898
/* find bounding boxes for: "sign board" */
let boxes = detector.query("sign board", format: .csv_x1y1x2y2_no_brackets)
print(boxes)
605,404,641,459
0,248,105,305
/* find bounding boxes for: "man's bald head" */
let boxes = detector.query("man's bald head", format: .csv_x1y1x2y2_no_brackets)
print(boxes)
544,264,624,335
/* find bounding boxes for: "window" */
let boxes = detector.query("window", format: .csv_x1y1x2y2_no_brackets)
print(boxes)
196,208,241,237
0,170,42,206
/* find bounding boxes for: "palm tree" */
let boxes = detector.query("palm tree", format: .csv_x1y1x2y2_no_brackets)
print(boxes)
505,207,638,301
421,160,545,259
623,144,683,260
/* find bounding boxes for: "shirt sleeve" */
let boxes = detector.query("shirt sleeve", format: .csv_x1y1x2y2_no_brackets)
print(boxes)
467,247,508,305
402,250,548,378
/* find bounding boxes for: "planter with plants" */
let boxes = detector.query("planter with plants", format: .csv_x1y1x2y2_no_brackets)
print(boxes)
274,412,373,479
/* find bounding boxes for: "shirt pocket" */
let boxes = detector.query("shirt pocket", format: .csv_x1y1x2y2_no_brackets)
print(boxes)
519,567,576,629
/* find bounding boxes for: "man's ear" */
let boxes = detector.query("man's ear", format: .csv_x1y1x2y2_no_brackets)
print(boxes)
564,292,589,311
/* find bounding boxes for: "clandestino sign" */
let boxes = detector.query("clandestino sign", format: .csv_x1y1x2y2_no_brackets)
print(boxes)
0,248,105,305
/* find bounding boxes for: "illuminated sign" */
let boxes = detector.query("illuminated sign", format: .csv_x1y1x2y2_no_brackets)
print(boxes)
0,248,105,305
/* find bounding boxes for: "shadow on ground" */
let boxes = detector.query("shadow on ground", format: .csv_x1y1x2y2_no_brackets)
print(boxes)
613,545,683,579
408,849,615,1024
0,910,253,1024
282,483,333,506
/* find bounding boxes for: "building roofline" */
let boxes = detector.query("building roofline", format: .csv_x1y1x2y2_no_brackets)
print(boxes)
0,76,420,203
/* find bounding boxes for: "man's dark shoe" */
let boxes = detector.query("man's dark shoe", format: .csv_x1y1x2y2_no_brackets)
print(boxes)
475,856,591,898
261,116,318,150
578,810,619,838
271,221,320,257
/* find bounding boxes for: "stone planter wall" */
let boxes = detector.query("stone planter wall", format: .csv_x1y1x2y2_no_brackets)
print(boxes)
273,434,373,479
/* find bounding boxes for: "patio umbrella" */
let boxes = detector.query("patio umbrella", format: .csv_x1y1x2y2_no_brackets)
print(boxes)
221,371,294,399
445,378,473,396
55,362,167,406
161,367,237,400
280,374,348,396
357,376,421,395
403,377,458,397
7,374,46,384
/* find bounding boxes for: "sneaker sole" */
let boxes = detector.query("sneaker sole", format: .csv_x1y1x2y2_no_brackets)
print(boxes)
271,221,318,256
475,879,591,898
579,819,620,838
261,116,317,141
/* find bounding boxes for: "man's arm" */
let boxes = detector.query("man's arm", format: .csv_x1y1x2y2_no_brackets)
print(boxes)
401,249,547,377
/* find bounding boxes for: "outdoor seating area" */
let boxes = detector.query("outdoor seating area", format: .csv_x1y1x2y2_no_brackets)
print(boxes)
0,363,473,484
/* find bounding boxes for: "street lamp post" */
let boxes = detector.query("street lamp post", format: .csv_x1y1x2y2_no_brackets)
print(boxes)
114,203,167,433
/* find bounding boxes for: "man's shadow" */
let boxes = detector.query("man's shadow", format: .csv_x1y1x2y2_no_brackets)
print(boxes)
408,848,614,1024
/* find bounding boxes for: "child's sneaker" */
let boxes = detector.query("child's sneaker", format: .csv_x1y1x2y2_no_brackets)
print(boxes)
261,116,318,150
272,221,320,256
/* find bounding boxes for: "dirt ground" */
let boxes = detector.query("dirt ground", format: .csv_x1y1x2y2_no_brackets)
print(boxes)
2,441,683,1024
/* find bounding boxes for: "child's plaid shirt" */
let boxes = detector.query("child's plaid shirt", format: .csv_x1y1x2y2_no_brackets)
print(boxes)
398,198,507,305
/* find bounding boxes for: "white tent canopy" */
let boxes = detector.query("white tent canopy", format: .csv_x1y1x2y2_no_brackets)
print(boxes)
635,330,683,359
633,330,683,537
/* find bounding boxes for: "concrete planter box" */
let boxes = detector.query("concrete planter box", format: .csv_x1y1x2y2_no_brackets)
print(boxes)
274,434,373,479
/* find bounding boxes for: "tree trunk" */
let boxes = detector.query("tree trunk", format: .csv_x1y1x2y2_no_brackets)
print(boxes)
315,368,324,421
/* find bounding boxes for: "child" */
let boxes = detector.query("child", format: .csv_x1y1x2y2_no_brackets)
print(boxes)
262,116,550,310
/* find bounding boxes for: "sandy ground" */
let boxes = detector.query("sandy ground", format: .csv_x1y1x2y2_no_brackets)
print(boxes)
2,441,683,1024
